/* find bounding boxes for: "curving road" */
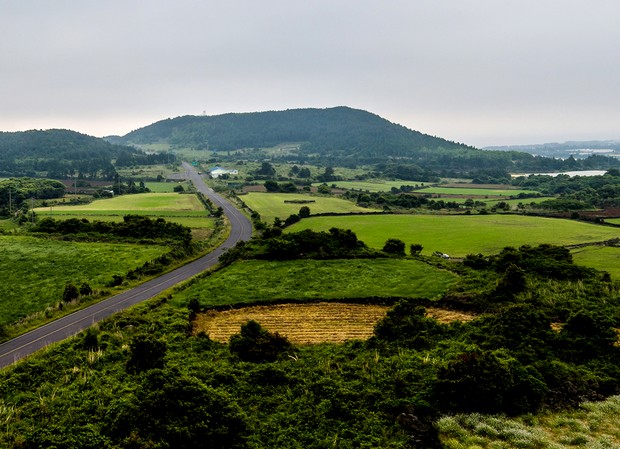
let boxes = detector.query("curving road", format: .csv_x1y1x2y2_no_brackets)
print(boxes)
0,163,252,369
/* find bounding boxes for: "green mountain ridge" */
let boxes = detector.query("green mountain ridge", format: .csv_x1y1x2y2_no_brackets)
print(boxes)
112,106,620,173
0,129,169,178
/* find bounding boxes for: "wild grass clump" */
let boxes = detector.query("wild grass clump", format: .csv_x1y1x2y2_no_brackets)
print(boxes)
437,396,620,448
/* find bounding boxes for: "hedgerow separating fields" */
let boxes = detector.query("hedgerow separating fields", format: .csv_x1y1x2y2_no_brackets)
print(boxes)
0,236,168,327
240,192,380,222
417,186,538,197
173,258,457,308
287,214,620,257
312,180,426,192
144,181,190,192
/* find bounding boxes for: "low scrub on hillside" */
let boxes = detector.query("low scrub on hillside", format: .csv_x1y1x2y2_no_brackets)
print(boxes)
0,244,618,447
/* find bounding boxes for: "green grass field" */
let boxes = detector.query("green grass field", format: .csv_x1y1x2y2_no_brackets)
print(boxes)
287,214,620,257
571,246,620,279
0,236,168,327
40,192,202,212
115,164,176,179
312,180,427,192
34,192,214,228
241,192,381,222
417,186,538,197
144,181,190,192
607,218,620,225
173,258,457,308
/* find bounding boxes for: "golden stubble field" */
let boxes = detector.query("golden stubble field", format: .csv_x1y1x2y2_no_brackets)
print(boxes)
193,302,476,344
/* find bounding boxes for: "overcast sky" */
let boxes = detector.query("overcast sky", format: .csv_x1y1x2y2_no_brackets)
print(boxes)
1,1,619,147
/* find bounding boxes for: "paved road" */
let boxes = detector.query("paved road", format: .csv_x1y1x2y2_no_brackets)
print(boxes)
0,163,252,369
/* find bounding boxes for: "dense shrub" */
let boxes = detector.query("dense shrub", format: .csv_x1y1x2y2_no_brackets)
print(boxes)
229,320,293,363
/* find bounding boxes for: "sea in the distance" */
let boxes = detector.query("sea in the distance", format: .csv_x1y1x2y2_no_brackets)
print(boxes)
511,170,608,178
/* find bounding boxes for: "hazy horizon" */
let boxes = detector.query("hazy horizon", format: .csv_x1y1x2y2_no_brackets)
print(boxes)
2,1,619,148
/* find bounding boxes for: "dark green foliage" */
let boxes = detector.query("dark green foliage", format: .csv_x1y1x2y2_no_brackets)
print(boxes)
34,215,192,246
62,283,79,302
466,304,556,363
79,282,93,296
0,177,65,216
255,162,276,177
23,424,112,449
434,349,547,415
220,228,376,262
187,297,201,315
263,180,298,193
126,334,167,373
107,368,248,449
298,205,310,217
0,129,155,179
372,301,446,349
512,171,620,208
409,243,423,255
81,327,99,350
229,320,292,363
173,184,185,192
494,263,527,299
556,310,619,362
382,238,406,255
490,244,595,280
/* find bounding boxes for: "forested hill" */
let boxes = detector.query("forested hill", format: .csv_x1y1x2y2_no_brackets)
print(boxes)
115,107,466,159
0,129,148,178
112,107,619,173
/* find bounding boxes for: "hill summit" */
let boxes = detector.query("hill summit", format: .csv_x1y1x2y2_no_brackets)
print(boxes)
113,106,619,174
114,106,475,163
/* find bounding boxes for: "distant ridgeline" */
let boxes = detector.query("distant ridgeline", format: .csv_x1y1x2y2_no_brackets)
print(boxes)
112,107,620,177
0,129,170,178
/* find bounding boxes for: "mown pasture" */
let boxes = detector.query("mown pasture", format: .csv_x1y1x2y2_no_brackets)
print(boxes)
571,246,620,279
144,181,191,192
287,214,620,258
173,258,457,308
0,236,168,327
34,192,214,229
240,192,380,222
41,192,202,212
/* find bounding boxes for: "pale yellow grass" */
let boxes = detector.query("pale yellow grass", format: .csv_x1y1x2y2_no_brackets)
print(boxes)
194,303,477,344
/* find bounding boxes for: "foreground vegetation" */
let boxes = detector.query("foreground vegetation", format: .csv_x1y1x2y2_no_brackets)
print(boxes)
0,238,619,447
0,235,168,329
437,396,620,448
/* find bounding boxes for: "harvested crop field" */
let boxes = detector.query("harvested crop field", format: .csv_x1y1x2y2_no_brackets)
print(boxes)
193,303,476,344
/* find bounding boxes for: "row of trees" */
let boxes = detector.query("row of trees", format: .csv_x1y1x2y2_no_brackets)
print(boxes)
0,178,66,217
34,215,192,246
